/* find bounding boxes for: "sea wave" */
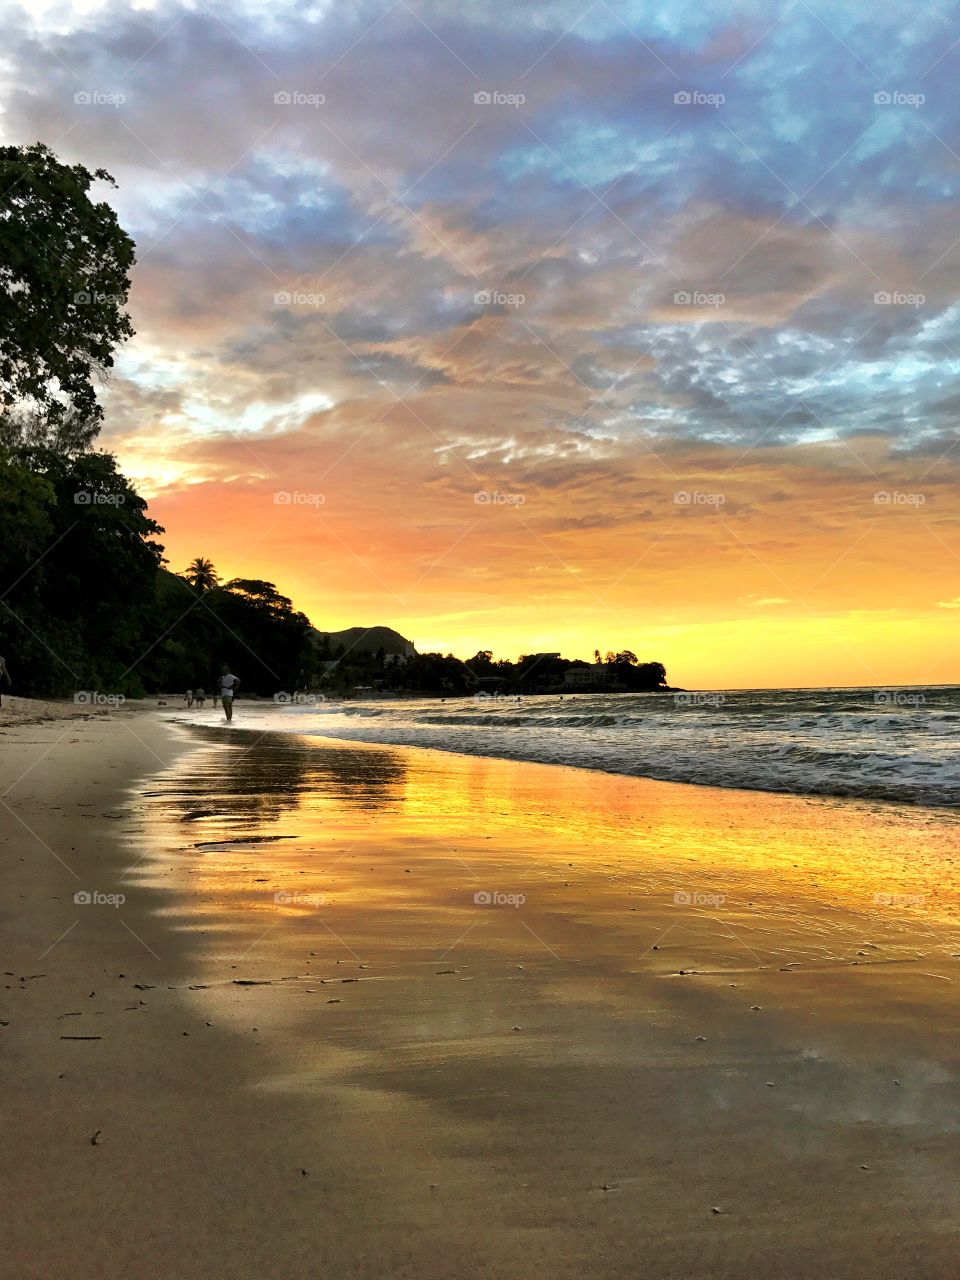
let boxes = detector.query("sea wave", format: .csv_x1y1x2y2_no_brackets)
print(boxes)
180,687,960,809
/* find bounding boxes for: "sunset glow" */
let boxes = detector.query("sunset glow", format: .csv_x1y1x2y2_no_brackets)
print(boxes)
6,0,959,687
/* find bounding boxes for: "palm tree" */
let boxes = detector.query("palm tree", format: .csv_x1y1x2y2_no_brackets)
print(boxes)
184,557,220,593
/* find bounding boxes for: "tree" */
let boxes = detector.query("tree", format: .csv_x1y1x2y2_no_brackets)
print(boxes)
0,404,99,455
184,557,220,593
636,661,667,687
213,579,313,693
0,446,164,696
223,578,293,615
0,144,136,437
466,649,494,677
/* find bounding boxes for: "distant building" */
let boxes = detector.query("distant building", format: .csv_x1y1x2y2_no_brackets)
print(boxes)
564,666,606,686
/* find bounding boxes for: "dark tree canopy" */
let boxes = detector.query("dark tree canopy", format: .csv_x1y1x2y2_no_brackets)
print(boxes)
0,143,136,439
0,445,165,695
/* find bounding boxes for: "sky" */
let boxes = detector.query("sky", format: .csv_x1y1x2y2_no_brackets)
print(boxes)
3,0,960,688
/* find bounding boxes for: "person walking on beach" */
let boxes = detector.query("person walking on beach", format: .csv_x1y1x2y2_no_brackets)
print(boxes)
219,666,240,722
195,687,206,709
185,688,194,709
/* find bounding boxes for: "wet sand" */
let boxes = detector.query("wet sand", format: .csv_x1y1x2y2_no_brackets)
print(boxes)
2,706,959,1279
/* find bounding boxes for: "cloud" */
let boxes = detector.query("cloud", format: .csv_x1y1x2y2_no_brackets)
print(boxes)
4,0,960,680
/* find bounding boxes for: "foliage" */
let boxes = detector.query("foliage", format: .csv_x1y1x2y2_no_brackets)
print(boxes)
184,557,220,593
0,143,136,438
0,446,164,695
320,644,671,696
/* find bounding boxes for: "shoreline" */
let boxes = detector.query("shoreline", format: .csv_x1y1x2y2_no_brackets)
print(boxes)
7,691,960,813
172,691,960,813
2,704,960,1278
290,724,960,814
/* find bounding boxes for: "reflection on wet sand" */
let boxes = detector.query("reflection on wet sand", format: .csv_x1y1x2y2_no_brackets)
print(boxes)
130,724,960,980
122,725,960,1277
146,727,409,827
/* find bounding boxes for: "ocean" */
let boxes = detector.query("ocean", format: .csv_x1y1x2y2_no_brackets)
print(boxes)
178,685,960,809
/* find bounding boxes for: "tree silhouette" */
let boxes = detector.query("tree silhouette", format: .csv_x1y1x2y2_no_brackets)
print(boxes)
0,143,135,435
184,557,220,593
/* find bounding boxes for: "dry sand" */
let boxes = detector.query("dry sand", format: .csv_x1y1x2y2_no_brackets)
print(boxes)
1,700,959,1279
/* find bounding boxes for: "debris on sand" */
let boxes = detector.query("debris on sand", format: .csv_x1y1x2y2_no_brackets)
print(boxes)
193,836,298,848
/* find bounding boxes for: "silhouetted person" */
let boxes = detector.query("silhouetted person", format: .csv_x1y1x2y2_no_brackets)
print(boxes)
195,687,206,708
219,665,240,722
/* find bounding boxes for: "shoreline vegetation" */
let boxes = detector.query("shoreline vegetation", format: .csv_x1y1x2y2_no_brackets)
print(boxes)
1,456,677,699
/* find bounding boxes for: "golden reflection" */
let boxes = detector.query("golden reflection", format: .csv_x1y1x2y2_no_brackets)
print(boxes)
129,730,960,979
118,727,960,1172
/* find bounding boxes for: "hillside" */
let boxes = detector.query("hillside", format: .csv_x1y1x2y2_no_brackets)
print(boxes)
312,625,417,657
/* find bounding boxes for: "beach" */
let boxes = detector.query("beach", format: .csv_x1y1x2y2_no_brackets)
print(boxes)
2,700,959,1279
